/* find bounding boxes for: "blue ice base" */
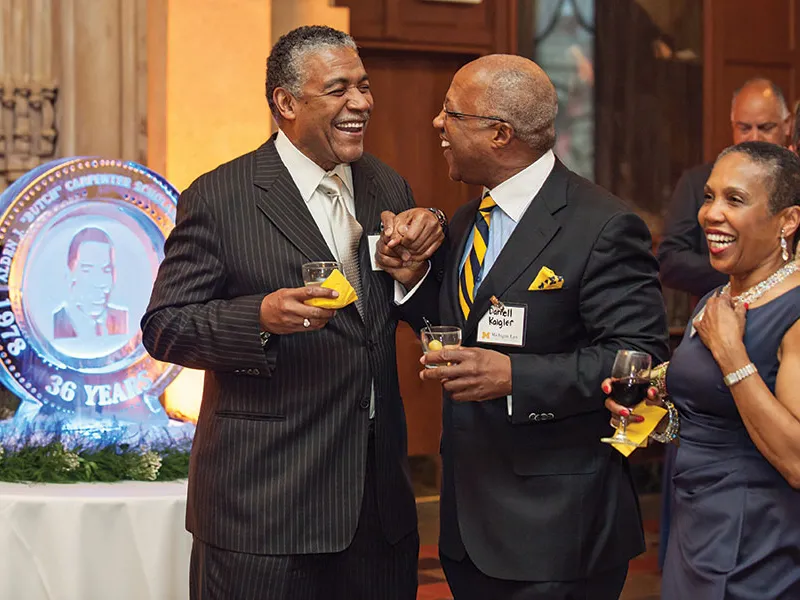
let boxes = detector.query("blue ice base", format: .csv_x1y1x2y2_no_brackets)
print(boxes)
0,416,195,453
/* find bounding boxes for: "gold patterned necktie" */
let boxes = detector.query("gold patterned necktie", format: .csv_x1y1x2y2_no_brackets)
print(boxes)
459,193,496,319
318,173,364,315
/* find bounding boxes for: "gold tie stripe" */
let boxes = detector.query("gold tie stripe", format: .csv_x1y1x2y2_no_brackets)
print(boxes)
459,194,496,319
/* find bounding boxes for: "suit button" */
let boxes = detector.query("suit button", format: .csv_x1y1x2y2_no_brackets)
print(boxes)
545,412,555,420
528,413,538,422
359,398,370,409
252,368,260,375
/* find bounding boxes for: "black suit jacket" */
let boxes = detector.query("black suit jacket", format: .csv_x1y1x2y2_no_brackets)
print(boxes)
437,160,669,581
142,136,440,555
657,162,727,296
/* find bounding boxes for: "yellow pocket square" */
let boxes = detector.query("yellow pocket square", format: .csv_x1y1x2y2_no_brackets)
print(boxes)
611,401,668,457
528,266,564,291
304,269,358,309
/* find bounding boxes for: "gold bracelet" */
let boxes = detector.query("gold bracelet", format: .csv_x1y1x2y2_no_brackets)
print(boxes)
650,361,669,397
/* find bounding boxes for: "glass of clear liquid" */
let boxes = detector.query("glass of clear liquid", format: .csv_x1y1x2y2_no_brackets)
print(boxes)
420,326,462,368
302,261,342,286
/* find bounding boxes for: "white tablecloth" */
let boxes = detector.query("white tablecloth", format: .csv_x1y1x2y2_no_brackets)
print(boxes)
0,480,191,600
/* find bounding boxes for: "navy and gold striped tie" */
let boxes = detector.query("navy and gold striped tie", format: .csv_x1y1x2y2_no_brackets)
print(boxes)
459,194,496,319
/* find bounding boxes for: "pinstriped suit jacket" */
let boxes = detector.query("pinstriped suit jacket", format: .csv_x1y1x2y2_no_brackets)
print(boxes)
141,135,440,555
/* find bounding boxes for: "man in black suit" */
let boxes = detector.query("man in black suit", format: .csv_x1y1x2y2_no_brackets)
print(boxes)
142,26,445,600
412,54,668,599
659,78,790,297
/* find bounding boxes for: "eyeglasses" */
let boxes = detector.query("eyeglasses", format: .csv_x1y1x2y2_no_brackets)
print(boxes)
442,106,508,124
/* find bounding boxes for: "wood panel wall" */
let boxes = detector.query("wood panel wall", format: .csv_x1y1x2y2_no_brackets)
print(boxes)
336,0,516,455
704,0,800,160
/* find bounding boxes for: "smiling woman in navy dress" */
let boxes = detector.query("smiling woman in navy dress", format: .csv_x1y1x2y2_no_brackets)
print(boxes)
607,140,800,599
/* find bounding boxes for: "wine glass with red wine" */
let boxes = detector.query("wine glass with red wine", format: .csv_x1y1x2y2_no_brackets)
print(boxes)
600,350,652,446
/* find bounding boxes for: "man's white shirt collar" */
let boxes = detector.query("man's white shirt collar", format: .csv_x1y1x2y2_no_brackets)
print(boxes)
274,129,354,201
484,149,555,222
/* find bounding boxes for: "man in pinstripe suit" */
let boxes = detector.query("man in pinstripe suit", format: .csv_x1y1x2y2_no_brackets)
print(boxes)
142,26,445,600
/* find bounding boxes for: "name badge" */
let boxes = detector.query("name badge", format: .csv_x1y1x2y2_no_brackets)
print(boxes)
477,302,526,346
367,235,384,271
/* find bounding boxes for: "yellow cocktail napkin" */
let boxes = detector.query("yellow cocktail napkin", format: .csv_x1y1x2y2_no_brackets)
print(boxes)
611,401,668,457
304,269,358,309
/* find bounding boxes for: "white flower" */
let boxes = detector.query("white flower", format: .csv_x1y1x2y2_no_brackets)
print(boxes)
132,451,162,481
62,451,80,472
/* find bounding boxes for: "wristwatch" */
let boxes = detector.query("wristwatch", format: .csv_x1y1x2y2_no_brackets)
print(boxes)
427,207,448,235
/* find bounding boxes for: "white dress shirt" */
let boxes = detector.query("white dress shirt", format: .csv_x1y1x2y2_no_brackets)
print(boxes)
274,130,356,260
274,130,376,418
457,150,556,414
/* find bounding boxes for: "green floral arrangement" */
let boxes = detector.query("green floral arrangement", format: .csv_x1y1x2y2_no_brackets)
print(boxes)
0,420,192,484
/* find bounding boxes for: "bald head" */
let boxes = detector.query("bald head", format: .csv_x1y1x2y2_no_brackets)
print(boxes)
458,54,558,153
730,78,790,146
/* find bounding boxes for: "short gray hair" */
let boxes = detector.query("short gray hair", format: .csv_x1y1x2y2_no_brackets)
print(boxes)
731,78,789,119
266,25,357,120
717,141,800,215
478,68,558,153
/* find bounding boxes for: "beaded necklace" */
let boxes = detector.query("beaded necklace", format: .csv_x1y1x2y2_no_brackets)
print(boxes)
690,260,799,337
722,260,800,306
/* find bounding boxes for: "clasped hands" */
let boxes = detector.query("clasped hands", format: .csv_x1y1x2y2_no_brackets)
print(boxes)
377,209,511,401
259,208,444,335
375,208,444,289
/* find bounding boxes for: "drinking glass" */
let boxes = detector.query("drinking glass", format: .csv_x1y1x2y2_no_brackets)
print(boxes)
302,261,342,286
600,350,652,446
420,326,462,368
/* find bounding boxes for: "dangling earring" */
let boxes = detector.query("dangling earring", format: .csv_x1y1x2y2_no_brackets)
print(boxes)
781,228,790,261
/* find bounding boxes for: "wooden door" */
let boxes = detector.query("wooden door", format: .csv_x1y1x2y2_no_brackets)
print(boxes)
704,0,800,160
361,48,478,456
337,0,516,455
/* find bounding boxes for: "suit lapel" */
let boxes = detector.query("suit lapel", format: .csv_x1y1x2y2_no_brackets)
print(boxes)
463,161,569,338
252,137,336,264
351,159,380,319
351,158,381,233
447,197,481,329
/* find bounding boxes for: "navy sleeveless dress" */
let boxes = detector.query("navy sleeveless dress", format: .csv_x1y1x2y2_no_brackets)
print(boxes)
662,286,800,599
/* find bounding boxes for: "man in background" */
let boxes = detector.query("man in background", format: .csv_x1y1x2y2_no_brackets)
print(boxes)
658,78,790,297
